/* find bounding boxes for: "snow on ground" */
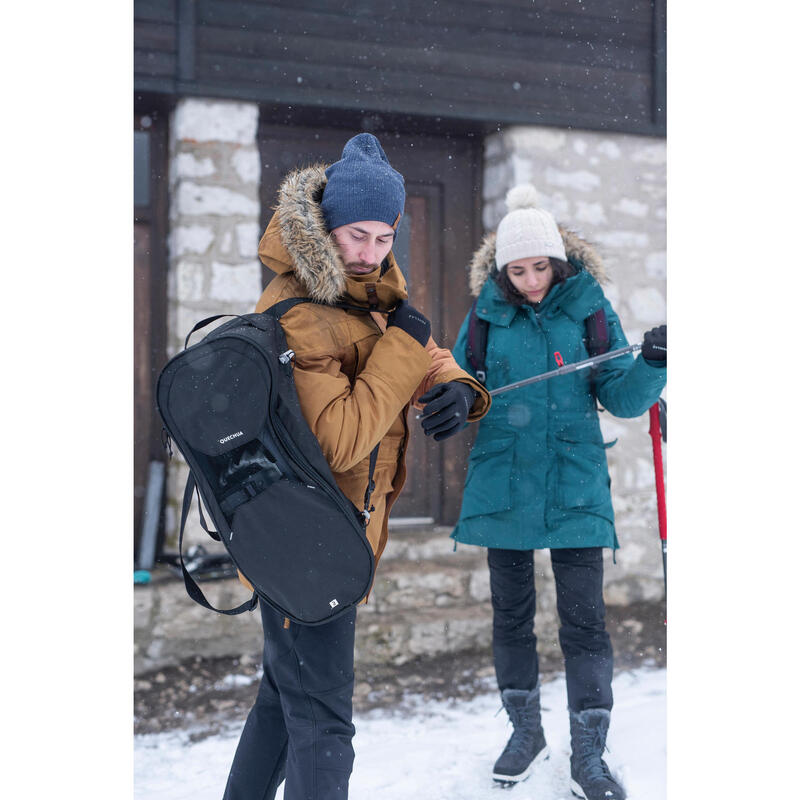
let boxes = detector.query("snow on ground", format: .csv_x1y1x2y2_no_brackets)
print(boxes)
134,667,665,800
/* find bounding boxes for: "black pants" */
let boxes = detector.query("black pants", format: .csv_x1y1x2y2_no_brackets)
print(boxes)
223,602,357,800
488,547,613,712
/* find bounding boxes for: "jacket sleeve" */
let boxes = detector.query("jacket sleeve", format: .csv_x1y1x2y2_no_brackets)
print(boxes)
367,310,490,421
592,300,666,418
290,326,433,473
410,335,490,421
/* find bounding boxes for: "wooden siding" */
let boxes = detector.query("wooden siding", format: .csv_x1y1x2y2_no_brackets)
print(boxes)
135,0,664,136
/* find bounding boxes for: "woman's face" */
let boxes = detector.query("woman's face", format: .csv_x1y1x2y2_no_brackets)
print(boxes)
505,257,554,303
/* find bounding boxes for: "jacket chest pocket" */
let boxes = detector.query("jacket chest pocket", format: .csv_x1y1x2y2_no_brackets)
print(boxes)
459,435,515,519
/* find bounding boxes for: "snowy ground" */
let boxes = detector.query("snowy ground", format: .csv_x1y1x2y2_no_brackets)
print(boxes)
135,666,665,800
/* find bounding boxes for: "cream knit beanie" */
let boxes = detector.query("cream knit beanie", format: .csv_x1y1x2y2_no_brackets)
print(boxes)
494,184,566,269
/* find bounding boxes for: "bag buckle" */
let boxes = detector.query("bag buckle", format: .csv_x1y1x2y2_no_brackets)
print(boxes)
278,349,295,365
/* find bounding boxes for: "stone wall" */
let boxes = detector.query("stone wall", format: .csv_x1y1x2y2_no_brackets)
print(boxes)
164,98,263,551
482,125,667,606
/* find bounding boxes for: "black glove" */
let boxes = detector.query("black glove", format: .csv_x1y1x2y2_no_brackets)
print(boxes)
387,300,431,347
642,324,667,363
418,381,477,441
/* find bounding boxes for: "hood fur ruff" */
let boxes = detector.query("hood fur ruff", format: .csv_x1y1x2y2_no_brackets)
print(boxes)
468,228,609,298
274,164,348,304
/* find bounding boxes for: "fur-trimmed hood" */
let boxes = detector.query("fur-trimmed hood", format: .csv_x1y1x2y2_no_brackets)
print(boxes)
258,164,406,306
468,227,608,298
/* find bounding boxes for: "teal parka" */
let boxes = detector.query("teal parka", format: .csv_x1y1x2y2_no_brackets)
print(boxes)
451,229,666,551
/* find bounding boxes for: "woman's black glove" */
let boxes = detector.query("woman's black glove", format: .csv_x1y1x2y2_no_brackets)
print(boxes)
642,324,667,363
387,300,431,347
418,381,477,441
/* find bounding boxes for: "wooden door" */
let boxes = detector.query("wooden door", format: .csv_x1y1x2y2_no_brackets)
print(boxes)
258,123,481,525
133,109,168,560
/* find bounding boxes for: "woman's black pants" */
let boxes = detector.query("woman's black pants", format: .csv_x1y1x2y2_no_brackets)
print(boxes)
487,547,613,711
222,602,357,800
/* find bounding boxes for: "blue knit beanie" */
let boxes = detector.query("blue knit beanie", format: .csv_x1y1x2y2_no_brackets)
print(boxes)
320,133,406,231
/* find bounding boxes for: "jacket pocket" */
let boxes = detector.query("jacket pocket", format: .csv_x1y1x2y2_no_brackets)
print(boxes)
553,429,610,512
459,435,516,518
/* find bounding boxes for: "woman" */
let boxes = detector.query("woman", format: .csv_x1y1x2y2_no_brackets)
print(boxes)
451,185,666,800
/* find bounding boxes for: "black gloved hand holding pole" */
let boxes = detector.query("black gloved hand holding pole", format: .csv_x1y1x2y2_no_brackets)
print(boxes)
418,381,477,441
387,299,431,347
642,324,667,363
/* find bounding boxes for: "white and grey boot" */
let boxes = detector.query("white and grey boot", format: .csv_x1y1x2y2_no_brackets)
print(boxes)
492,686,550,787
569,708,626,800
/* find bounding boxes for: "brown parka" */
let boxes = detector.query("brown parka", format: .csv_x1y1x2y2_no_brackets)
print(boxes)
238,164,490,593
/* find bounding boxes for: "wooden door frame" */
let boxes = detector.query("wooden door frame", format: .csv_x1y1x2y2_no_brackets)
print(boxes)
257,119,483,526
134,103,170,561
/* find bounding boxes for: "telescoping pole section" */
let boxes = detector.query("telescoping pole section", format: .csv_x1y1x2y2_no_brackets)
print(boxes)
488,343,642,397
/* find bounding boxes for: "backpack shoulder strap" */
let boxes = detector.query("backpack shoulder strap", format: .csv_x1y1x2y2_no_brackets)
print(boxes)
584,307,610,356
267,297,378,320
264,295,381,524
465,299,489,384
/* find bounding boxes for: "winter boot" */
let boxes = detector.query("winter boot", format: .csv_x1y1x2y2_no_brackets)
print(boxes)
492,686,549,786
569,708,626,800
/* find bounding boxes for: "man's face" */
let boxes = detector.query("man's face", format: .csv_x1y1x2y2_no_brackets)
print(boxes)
330,220,395,275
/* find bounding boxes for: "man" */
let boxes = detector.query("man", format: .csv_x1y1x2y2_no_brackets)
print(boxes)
223,133,490,800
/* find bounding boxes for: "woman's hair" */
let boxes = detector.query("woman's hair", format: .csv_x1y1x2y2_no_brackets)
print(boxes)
492,257,575,306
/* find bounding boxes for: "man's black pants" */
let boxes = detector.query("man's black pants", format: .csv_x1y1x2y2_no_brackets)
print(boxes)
223,602,357,800
487,547,613,711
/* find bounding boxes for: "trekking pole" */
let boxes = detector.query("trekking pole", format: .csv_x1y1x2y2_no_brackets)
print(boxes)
488,343,642,397
648,400,667,602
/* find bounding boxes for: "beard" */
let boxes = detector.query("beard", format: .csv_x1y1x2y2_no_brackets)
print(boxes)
344,261,380,274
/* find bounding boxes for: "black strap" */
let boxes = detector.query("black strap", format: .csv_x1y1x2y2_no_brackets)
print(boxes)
268,295,381,525
583,307,609,394
194,484,221,541
178,475,258,615
465,299,489,384
361,444,380,524
219,464,283,517
183,314,238,349
267,296,387,320
584,308,610,356
466,303,610,385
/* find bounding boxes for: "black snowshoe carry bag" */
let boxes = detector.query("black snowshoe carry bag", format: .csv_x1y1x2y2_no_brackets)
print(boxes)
156,297,377,625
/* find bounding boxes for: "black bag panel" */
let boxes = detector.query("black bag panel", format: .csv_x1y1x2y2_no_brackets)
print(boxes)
230,479,374,624
165,339,270,456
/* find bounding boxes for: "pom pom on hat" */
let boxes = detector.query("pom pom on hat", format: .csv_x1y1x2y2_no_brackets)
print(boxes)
495,183,566,269
505,184,540,211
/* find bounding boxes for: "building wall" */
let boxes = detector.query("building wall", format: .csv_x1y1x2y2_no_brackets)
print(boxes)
482,125,667,604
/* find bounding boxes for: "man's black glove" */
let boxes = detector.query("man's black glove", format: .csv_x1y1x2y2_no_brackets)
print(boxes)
387,300,431,347
418,381,477,441
642,324,667,363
